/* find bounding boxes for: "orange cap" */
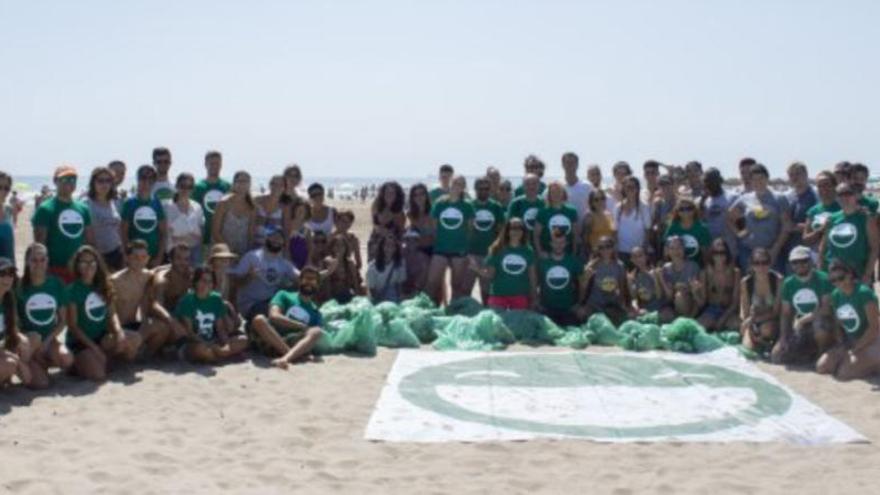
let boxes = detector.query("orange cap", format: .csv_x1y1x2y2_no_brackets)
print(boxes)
54,165,78,179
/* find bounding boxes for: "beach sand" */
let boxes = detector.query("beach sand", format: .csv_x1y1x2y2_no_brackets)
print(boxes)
1,200,878,494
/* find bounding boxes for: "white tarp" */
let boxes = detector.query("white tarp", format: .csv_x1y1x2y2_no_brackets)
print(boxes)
365,348,866,443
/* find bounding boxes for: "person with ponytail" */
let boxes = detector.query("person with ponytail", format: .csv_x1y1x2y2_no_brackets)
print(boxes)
0,257,31,387
66,246,143,381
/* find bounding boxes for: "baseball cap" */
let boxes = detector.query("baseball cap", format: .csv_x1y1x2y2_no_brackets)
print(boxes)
54,165,77,179
788,246,811,262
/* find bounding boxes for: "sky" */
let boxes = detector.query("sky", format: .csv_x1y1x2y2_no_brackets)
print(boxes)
1,0,878,181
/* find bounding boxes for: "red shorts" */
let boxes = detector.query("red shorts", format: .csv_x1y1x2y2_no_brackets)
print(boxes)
487,295,529,310
48,266,75,284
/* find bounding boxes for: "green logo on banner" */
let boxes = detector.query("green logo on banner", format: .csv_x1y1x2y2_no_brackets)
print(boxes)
398,354,793,438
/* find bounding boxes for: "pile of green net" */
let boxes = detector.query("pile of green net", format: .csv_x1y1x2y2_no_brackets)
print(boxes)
314,295,748,356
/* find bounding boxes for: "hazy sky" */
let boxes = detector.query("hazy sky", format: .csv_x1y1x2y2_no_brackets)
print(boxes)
1,0,877,180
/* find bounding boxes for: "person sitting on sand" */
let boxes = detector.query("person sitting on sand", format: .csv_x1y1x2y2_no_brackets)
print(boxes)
248,266,324,369
740,247,783,352
658,236,704,321
583,235,631,325
226,226,298,323
113,240,173,358
537,231,586,326
151,243,194,319
628,245,664,316
0,257,32,387
317,233,360,304
772,246,834,365
173,266,248,364
16,243,73,388
66,246,142,381
697,238,741,331
366,234,407,304
817,260,880,379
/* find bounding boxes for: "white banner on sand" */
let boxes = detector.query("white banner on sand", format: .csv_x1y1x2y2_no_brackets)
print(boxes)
365,348,866,443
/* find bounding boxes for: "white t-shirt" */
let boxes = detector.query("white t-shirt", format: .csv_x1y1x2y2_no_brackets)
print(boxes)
564,179,593,223
162,199,204,251
613,201,651,254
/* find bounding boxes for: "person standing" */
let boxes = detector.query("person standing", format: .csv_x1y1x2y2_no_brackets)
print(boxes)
86,167,124,271
163,173,204,266
819,182,879,282
534,181,579,258
727,164,791,272
429,164,455,203
613,176,651,267
150,147,174,201
469,218,538,311
107,160,127,209
700,168,737,258
121,165,168,268
32,165,94,283
192,150,231,247
514,155,547,198
464,177,505,303
427,176,474,304
562,152,592,224
783,162,818,270
0,172,16,263
507,174,545,237
803,171,839,250
538,232,586,326
212,171,256,257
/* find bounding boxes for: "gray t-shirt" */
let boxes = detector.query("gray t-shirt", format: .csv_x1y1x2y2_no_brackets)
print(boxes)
587,260,626,308
661,260,700,289
731,191,789,249
228,248,299,315
86,198,122,254
701,190,736,253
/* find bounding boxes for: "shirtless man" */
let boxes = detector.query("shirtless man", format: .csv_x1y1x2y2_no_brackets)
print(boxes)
111,240,172,357
151,243,193,316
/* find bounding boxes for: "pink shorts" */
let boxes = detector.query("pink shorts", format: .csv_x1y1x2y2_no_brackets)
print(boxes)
487,295,529,310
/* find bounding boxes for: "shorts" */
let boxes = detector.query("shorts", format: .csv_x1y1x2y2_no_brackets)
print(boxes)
122,321,141,332
487,295,529,310
700,304,725,320
434,252,466,261
101,247,125,272
67,332,108,353
244,300,270,323
544,307,582,327
248,323,305,356
49,266,75,284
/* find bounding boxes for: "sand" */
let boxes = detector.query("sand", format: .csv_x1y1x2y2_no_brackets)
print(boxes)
1,199,878,494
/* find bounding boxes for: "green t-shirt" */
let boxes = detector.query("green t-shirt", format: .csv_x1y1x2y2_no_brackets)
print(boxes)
535,204,578,251
468,199,506,256
781,270,832,317
0,305,6,341
539,254,584,310
122,196,166,257
429,187,449,204
805,201,840,231
269,290,323,333
31,196,92,268
16,275,67,338
663,220,711,263
514,181,546,198
485,245,535,297
431,198,474,255
193,178,231,243
858,195,879,215
174,290,227,340
507,196,545,232
824,209,870,277
832,283,878,342
65,280,110,343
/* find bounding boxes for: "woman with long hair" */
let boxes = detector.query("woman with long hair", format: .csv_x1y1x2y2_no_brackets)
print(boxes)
284,196,312,269
66,245,143,380
698,238,741,331
627,245,663,316
17,243,73,387
584,235,631,325
368,181,407,261
663,196,711,265
254,175,286,249
740,247,783,352
469,217,537,310
367,234,407,303
658,236,704,321
318,233,364,304
581,189,616,260
85,167,124,271
212,171,256,257
163,172,204,266
280,164,302,205
533,181,579,258
817,260,880,379
427,175,474,305
403,183,433,297
0,257,31,387
0,172,13,263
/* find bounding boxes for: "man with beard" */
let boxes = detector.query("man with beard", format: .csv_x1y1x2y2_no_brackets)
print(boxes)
227,226,298,322
249,266,324,369
772,246,835,365
152,243,194,320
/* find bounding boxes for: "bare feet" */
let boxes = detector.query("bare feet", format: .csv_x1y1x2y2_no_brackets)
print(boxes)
271,358,289,370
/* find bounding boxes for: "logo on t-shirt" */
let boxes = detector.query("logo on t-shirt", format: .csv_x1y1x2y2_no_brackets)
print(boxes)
133,206,158,233
835,303,860,335
84,291,107,323
599,276,618,293
58,209,85,239
264,266,279,285
25,293,57,326
501,254,527,276
439,207,464,230
548,214,572,236
792,288,819,316
286,305,311,325
682,234,699,258
195,309,216,339
545,265,570,290
204,189,224,214
523,208,539,230
829,222,858,249
811,212,831,230
473,209,495,232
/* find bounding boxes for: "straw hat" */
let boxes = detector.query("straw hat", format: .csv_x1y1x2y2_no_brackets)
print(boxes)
208,243,238,261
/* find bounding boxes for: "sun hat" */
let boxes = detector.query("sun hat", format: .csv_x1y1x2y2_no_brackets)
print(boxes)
208,243,238,260
54,165,77,179
788,245,812,262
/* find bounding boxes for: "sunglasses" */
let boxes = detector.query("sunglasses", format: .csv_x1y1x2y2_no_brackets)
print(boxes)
0,268,15,278
791,259,809,265
96,177,114,185
77,258,98,266
58,176,78,184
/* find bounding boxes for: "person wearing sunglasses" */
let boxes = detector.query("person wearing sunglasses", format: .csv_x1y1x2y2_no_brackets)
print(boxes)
727,163,791,273
32,165,95,283
508,174,546,236
16,243,73,388
659,236,704,321
121,165,168,268
802,171,840,249
0,257,32,387
817,260,880,380
773,246,834,365
470,217,537,311
581,188,616,261
163,173,204,266
697,238,741,332
150,147,174,202
534,181,579,260
818,182,879,283
280,163,303,206
663,197,710,265
740,247,783,352
192,150,230,246
86,167,125,271
465,177,505,304
0,171,16,264
584,235,631,325
427,175,474,305
496,179,513,209
537,231,587,325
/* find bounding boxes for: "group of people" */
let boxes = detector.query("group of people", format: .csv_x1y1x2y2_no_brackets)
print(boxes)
0,149,877,391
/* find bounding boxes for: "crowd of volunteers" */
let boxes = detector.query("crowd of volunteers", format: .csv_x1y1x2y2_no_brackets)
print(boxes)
0,149,878,390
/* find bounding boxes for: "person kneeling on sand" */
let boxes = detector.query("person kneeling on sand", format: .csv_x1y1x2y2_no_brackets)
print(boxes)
173,266,248,363
249,266,324,369
0,257,32,387
65,246,142,380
